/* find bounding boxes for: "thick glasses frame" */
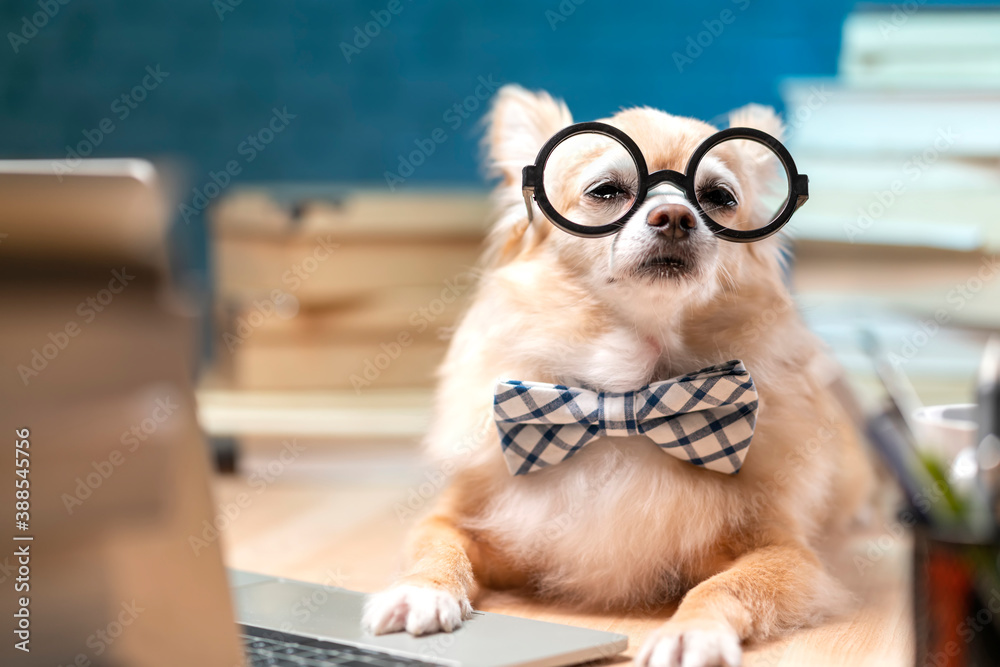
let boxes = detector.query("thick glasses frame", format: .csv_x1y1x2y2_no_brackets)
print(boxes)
521,121,809,242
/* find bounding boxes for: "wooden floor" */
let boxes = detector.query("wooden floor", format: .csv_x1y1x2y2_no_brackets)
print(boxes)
213,442,914,666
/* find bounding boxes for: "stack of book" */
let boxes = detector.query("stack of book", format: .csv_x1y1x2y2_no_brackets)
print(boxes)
777,8,1000,405
209,186,490,393
780,7,1000,254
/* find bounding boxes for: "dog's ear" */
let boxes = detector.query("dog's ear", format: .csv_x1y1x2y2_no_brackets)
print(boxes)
485,85,573,187
727,103,783,141
481,85,573,265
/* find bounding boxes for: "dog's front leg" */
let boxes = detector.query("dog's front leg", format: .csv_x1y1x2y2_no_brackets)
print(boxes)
636,536,843,667
362,488,481,636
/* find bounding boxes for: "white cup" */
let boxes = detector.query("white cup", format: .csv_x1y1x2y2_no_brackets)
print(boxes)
912,404,978,463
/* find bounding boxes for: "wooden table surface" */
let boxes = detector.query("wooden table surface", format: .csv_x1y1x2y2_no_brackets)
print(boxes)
213,442,914,666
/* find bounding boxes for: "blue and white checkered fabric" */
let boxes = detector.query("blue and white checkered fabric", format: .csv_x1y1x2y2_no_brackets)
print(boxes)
493,360,758,476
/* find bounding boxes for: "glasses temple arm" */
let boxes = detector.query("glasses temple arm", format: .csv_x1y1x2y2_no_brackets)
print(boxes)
521,165,537,221
793,174,809,211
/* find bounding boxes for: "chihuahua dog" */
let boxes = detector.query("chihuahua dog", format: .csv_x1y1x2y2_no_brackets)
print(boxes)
363,85,874,667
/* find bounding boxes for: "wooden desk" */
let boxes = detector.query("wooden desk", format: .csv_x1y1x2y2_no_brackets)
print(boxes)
213,452,913,666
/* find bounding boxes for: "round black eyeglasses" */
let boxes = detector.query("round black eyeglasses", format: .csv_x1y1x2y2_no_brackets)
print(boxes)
521,121,808,243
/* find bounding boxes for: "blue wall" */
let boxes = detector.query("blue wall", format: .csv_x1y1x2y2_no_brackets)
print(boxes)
0,0,991,280
0,1,860,184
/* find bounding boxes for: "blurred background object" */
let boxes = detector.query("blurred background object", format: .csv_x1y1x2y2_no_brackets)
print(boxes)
209,187,486,393
0,163,243,666
780,5,1000,410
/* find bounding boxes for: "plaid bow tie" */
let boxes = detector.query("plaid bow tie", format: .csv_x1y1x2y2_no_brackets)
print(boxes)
493,360,758,476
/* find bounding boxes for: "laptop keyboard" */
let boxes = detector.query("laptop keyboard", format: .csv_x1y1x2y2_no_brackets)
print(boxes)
240,624,447,666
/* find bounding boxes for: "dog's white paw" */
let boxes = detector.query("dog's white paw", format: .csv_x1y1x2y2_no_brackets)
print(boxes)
362,584,472,636
635,621,742,667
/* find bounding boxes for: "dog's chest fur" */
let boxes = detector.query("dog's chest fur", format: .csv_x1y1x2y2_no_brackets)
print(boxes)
469,433,740,608
467,326,741,608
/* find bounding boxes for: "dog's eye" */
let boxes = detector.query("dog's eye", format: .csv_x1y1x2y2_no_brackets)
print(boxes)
585,182,629,201
697,186,738,212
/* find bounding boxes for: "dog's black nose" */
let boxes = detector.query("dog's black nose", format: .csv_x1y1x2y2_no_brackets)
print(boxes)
646,204,695,240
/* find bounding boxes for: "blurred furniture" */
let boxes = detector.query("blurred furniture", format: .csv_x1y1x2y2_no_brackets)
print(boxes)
200,186,487,446
0,161,241,666
210,186,488,390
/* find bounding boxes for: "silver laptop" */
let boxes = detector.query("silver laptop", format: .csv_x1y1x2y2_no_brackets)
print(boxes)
0,159,627,667
231,570,626,666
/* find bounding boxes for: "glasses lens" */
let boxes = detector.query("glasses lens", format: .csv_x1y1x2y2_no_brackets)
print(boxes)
541,132,639,228
694,138,790,231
